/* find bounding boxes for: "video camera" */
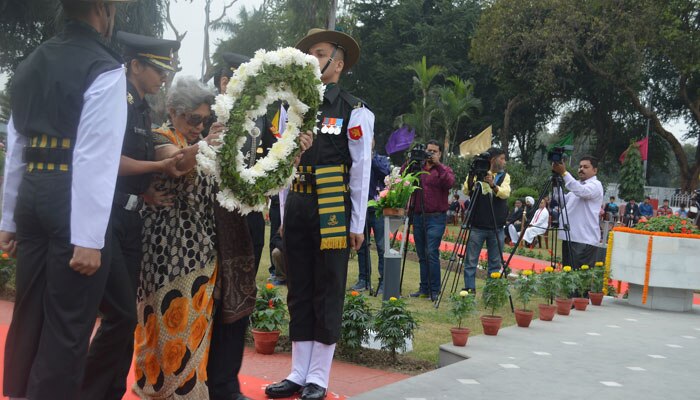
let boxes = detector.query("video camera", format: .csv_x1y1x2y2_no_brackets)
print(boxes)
548,145,573,163
409,143,431,164
470,151,491,180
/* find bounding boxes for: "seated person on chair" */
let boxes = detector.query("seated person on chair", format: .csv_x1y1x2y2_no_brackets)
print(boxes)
508,199,549,246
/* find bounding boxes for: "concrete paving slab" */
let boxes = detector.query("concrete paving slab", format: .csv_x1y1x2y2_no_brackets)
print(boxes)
353,298,700,400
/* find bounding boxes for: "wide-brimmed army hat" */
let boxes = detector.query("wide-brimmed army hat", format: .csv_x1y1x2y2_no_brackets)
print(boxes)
222,52,250,70
295,28,360,72
116,31,180,72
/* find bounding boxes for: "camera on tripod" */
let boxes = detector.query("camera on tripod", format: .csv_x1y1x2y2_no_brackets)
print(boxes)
469,151,491,180
547,145,573,163
409,143,431,163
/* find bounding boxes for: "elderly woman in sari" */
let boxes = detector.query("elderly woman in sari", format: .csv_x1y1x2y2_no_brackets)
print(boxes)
132,77,240,399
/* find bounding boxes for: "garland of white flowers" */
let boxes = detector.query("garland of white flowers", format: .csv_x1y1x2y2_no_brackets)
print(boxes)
197,47,324,214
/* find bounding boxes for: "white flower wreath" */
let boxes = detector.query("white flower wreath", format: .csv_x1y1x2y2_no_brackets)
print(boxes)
197,47,325,215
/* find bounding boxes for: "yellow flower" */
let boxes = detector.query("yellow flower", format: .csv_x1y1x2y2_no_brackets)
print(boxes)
563,266,572,272
459,290,469,297
581,265,589,270
490,272,501,279
544,266,554,273
522,270,533,276
595,261,604,267
389,296,398,301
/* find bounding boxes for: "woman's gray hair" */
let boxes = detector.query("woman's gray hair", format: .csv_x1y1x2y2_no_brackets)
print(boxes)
166,76,216,115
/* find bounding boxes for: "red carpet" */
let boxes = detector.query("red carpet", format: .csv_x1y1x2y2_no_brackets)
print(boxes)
0,322,343,400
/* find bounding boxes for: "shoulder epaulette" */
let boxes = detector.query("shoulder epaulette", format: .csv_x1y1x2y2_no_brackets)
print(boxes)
339,90,370,110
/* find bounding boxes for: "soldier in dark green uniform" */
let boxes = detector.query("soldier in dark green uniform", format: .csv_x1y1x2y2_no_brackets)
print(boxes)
80,31,182,400
0,1,134,399
265,29,374,400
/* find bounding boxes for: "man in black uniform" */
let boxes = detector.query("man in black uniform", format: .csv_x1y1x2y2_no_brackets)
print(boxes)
80,31,182,400
265,29,374,400
0,1,133,399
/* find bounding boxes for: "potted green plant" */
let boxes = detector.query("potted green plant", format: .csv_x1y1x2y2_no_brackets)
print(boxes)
250,283,288,354
514,270,537,327
368,166,425,217
589,261,605,305
340,290,373,358
555,266,576,315
448,290,477,346
481,272,509,335
536,266,557,321
573,265,592,310
374,297,418,361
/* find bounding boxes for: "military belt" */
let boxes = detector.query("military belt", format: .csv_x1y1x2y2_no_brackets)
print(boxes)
291,165,349,194
23,134,72,172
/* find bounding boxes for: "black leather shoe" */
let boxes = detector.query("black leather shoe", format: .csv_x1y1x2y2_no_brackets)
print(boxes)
301,383,327,399
264,379,303,398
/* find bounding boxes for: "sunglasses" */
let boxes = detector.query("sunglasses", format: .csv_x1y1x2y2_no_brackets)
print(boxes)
184,113,215,127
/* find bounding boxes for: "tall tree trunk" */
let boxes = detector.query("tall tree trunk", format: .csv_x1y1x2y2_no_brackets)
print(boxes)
582,54,699,191
502,95,524,155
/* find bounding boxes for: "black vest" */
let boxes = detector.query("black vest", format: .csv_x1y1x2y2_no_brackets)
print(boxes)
11,20,123,141
117,82,155,195
471,173,509,229
299,84,361,168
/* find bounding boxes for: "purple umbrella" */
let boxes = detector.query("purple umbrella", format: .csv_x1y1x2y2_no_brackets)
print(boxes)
385,125,415,155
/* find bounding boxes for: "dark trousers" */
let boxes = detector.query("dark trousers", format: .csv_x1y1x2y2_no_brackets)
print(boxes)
562,240,598,297
81,207,143,400
246,211,265,272
207,314,249,399
3,171,111,400
283,192,349,344
357,208,385,283
268,195,284,277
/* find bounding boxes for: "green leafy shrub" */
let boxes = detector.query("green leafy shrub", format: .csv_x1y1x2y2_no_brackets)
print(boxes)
374,297,418,360
340,291,373,356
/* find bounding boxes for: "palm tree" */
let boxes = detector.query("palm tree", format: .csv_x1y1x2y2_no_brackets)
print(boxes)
396,56,444,140
434,76,482,155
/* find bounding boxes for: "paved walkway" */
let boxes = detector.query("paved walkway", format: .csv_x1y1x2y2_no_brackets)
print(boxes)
353,297,700,400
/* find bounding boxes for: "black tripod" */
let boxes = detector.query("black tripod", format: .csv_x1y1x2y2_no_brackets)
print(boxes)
502,172,576,277
435,175,512,310
388,161,433,299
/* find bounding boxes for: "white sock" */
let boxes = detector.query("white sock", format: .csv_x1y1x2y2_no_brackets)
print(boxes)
305,341,336,388
287,340,313,385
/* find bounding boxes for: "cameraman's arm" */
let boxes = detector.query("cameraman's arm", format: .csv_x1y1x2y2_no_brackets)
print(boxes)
435,164,455,190
562,173,603,200
493,173,511,199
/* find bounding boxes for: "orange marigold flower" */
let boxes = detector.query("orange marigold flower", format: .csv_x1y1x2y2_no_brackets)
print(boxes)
163,297,189,335
266,283,274,290
162,338,187,375
1,253,8,259
681,219,687,225
350,291,359,297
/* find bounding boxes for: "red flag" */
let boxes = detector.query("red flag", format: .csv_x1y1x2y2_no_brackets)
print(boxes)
619,137,649,163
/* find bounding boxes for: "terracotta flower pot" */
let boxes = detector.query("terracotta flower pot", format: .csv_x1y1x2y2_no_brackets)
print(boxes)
573,297,589,311
383,208,405,217
450,327,471,346
538,303,556,321
252,329,280,355
514,309,534,327
480,315,503,336
589,291,604,306
555,298,573,315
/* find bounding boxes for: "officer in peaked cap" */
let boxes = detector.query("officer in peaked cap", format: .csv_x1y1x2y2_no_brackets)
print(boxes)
80,32,183,400
0,0,134,399
265,28,374,400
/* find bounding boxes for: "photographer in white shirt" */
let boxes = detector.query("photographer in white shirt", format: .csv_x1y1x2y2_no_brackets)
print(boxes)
552,155,604,269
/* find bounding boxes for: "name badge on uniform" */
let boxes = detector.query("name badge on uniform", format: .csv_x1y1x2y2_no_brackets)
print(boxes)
320,117,343,135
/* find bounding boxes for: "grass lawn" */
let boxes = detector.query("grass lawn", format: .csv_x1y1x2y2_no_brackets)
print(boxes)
256,226,552,366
